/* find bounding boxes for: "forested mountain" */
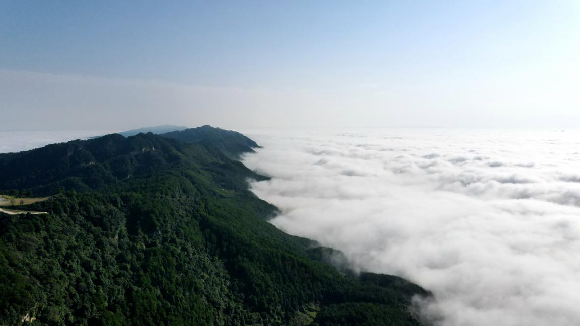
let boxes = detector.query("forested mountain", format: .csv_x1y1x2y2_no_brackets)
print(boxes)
162,125,259,159
0,127,430,325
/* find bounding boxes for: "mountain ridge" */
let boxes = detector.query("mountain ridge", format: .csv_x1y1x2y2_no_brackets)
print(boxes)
118,125,188,137
162,125,259,159
0,126,431,325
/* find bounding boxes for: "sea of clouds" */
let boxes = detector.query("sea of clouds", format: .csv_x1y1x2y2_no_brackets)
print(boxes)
242,128,580,326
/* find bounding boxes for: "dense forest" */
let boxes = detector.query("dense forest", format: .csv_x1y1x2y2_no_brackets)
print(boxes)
0,126,430,325
162,125,259,159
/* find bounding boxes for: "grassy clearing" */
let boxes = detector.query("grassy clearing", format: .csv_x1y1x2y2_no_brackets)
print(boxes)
292,303,320,325
0,196,49,215
0,195,49,206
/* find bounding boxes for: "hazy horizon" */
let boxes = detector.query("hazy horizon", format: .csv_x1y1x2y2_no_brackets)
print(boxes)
2,1,579,131
1,125,578,154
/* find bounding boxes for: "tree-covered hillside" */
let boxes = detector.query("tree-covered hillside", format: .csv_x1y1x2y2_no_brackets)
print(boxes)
162,125,259,159
0,127,430,325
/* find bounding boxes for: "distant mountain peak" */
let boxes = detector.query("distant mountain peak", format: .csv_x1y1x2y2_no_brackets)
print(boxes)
118,125,188,137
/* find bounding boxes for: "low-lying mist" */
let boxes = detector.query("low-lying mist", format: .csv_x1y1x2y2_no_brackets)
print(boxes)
242,128,580,326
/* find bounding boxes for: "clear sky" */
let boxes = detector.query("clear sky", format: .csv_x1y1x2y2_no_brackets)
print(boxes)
1,0,579,130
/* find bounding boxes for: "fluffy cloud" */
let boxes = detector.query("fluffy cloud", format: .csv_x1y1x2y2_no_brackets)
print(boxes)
242,128,580,326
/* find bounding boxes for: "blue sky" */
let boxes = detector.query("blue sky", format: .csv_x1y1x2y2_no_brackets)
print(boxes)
1,1,579,130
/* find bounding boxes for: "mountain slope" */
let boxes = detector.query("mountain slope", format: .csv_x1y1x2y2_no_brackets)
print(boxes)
0,127,430,325
162,125,258,158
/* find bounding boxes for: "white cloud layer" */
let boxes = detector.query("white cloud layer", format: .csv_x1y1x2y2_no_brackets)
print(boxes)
242,128,580,326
